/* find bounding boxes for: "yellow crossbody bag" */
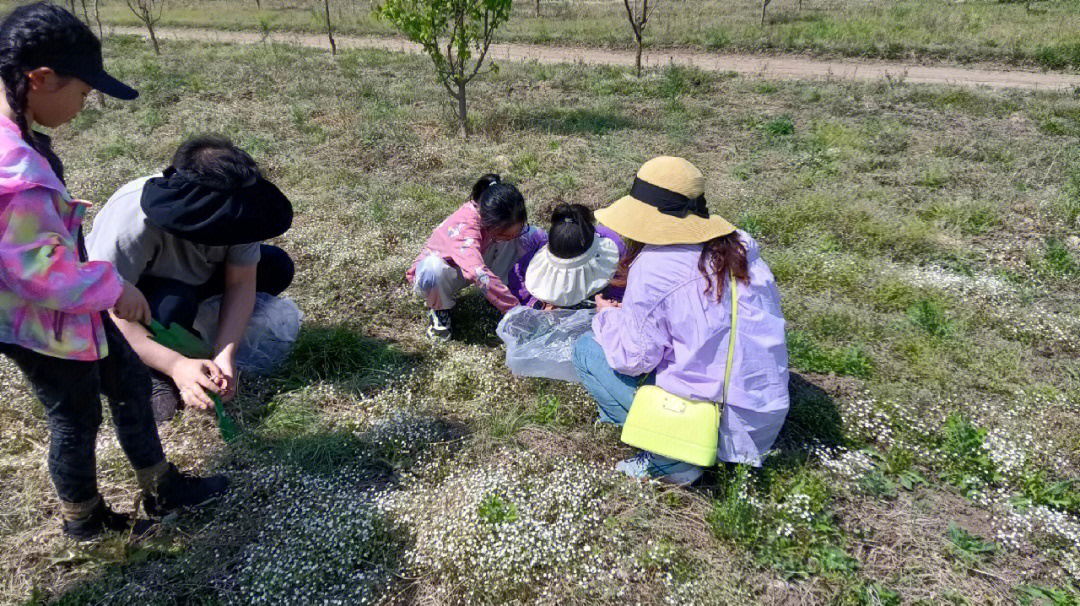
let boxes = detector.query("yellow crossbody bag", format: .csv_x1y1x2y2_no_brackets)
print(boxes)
620,273,738,467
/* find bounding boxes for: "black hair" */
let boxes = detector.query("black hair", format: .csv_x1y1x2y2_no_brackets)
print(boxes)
0,3,98,150
173,135,260,190
471,173,527,230
548,203,596,259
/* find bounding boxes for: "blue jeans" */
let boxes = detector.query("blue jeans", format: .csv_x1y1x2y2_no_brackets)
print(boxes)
572,334,699,474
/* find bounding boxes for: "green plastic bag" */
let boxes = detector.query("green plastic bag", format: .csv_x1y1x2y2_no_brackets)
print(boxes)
149,320,239,442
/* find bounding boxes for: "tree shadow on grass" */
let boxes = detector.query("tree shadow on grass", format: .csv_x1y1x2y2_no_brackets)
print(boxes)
510,105,639,137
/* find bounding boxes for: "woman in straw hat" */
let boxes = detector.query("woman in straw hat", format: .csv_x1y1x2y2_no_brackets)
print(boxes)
572,157,789,484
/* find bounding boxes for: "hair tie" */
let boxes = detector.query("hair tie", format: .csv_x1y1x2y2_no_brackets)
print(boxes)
563,217,574,223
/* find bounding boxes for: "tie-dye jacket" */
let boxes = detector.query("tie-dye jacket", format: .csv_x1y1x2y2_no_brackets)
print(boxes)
0,116,123,361
406,200,544,313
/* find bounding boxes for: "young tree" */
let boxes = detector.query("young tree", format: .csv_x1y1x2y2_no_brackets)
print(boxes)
322,0,337,54
379,0,513,138
622,0,657,77
126,0,165,54
760,0,771,25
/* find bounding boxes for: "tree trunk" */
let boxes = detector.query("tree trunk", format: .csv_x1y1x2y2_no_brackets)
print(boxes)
535,0,540,16
93,0,103,39
324,0,336,55
761,0,770,25
635,33,642,77
456,84,468,138
255,0,261,8
147,20,160,54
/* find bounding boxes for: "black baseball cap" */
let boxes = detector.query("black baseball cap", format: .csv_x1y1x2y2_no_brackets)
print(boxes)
47,47,139,100
1,3,138,100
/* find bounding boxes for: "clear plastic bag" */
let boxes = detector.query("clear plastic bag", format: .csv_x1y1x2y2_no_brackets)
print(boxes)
496,306,595,383
193,293,304,376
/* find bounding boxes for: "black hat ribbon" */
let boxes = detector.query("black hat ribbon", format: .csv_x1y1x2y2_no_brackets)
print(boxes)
630,177,709,219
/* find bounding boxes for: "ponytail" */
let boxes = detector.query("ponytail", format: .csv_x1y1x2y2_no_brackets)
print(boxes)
471,173,527,230
548,203,596,259
471,173,500,202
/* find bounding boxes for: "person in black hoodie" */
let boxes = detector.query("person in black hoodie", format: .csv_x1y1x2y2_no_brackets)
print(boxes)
86,136,294,422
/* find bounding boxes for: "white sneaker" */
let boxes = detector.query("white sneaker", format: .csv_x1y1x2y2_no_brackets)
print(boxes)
615,452,703,486
426,309,452,341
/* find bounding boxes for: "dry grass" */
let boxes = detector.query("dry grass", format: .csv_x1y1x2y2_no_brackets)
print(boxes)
0,33,1077,604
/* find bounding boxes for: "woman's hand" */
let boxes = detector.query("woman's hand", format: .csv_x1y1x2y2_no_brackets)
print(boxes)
594,294,622,311
112,280,151,324
168,357,225,410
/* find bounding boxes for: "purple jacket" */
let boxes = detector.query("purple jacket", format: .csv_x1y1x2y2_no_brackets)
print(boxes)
508,225,627,308
592,232,789,465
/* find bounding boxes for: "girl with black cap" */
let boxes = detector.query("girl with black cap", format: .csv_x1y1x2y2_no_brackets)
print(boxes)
0,2,228,539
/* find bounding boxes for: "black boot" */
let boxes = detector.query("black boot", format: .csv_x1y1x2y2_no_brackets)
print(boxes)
62,499,154,540
142,463,229,518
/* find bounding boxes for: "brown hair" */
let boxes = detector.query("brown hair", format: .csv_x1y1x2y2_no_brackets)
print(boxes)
609,232,748,301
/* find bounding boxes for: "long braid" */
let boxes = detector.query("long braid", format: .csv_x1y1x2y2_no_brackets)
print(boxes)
1,64,33,149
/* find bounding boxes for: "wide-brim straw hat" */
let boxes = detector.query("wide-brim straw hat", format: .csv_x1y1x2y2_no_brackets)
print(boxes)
595,156,735,245
524,236,620,307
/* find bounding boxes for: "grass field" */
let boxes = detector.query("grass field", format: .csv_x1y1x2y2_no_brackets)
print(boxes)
33,0,1080,70
1,33,1080,605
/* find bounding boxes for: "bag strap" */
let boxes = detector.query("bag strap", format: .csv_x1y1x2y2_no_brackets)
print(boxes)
721,271,739,405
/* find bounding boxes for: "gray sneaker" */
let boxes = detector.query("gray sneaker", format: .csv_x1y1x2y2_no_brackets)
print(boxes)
150,371,180,423
426,309,452,341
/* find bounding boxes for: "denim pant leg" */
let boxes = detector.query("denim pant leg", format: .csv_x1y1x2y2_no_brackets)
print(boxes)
138,275,203,332
0,343,104,504
572,333,641,425
254,244,295,296
98,316,166,471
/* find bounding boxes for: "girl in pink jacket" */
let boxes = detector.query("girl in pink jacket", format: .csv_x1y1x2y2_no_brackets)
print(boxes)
0,2,227,540
407,174,544,340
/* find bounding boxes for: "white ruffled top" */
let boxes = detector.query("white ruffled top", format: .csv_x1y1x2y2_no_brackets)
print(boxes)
524,236,620,307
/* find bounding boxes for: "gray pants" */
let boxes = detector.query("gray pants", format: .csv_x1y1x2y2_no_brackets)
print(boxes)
414,241,518,310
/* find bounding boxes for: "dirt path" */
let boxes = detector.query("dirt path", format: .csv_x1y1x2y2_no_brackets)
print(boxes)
114,25,1080,91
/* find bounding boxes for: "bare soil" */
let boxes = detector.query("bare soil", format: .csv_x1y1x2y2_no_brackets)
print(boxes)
111,25,1080,91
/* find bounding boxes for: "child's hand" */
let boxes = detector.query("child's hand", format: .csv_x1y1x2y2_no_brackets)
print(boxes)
169,358,225,410
113,280,151,324
213,351,238,402
594,294,621,311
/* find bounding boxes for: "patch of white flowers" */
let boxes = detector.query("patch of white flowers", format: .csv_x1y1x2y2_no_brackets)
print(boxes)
993,502,1080,581
229,467,399,606
814,446,876,490
377,450,704,604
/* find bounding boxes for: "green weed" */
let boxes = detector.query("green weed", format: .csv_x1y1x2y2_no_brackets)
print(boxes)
906,299,956,339
1017,583,1080,606
938,414,1001,497
787,330,874,379
946,522,998,565
478,493,519,524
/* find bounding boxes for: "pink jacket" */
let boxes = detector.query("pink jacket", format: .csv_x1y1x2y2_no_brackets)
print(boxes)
407,201,525,312
0,116,123,360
